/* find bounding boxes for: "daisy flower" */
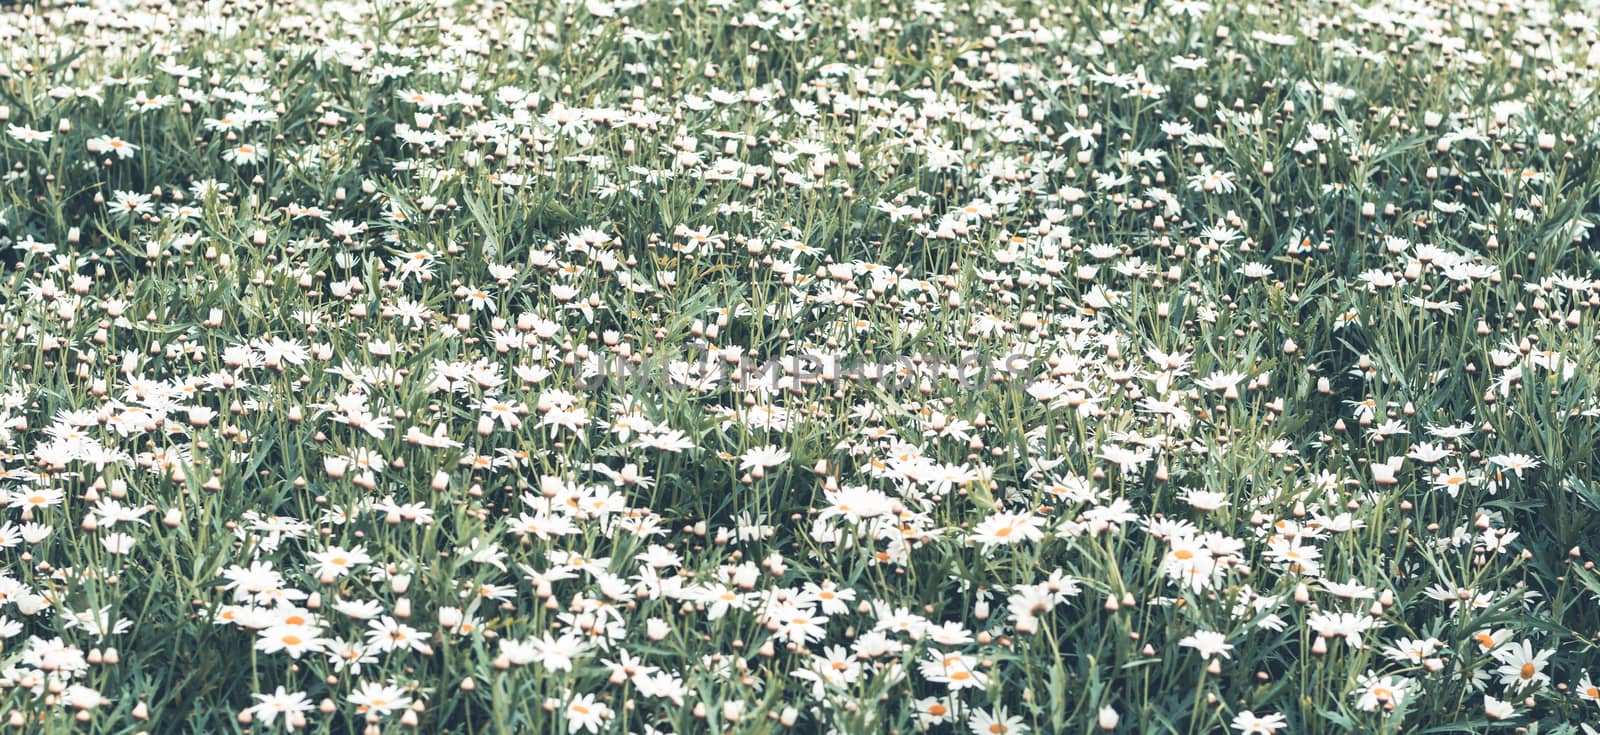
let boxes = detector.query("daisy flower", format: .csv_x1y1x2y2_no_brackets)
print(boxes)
247,686,313,727
347,680,410,716
1492,640,1554,690
1179,630,1234,659
1231,710,1287,735
6,125,51,143
967,706,1028,735
970,511,1046,547
738,444,792,471
87,136,139,159
1354,672,1411,712
563,693,611,734
222,143,265,165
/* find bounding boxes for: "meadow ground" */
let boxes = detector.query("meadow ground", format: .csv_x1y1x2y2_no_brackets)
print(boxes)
2,0,1600,732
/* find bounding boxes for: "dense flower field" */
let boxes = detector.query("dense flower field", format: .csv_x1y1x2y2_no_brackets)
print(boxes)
2,0,1600,732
